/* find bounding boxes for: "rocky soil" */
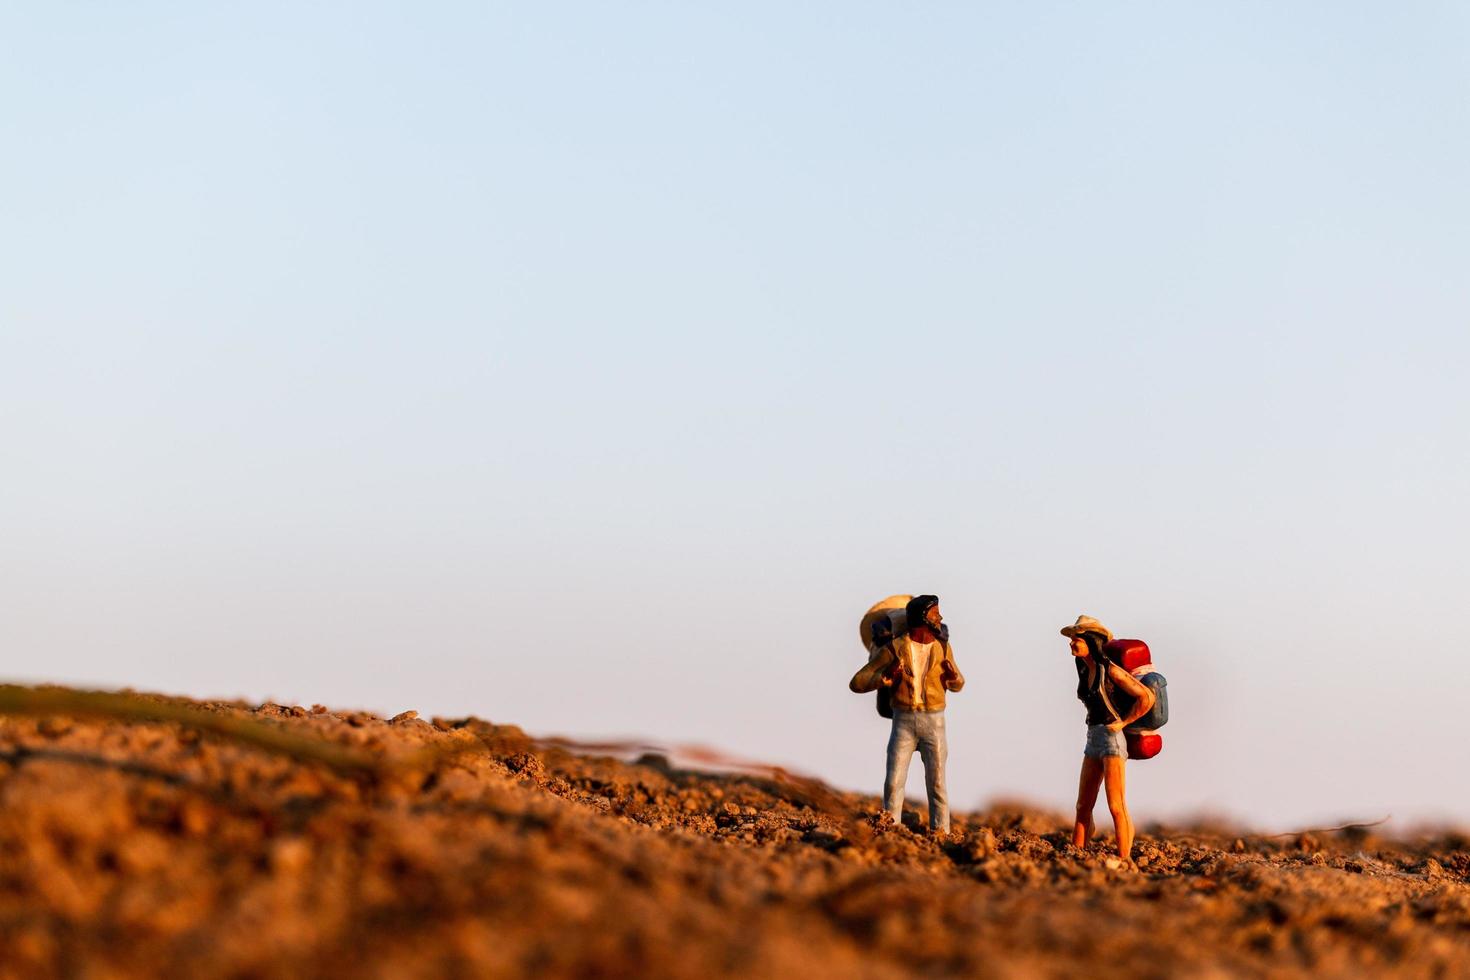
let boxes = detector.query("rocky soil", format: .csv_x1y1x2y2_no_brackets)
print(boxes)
1,689,1467,978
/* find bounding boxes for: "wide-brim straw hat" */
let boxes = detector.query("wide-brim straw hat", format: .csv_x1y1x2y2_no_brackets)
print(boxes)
1060,615,1113,642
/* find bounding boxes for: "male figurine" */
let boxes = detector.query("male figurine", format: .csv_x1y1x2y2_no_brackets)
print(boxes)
849,594,964,833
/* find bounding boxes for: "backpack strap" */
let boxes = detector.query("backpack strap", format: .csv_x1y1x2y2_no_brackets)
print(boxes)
1092,658,1122,723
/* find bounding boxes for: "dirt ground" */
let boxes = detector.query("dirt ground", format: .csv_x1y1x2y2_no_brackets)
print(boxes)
1,689,1467,979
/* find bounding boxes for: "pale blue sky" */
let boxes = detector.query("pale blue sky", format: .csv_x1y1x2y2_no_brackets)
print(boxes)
2,2,1467,827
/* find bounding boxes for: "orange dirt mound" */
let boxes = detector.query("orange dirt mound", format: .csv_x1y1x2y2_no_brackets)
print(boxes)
1,689,1467,978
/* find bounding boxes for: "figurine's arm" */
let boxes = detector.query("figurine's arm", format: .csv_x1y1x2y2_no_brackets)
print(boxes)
849,647,898,693
1105,664,1155,731
940,645,964,692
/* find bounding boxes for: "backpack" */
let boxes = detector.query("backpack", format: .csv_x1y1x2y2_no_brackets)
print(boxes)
860,596,910,719
1104,638,1169,760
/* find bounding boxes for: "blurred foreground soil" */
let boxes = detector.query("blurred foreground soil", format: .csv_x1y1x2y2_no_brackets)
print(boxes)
1,690,1467,978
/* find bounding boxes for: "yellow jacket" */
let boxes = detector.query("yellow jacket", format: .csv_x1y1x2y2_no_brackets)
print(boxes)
849,635,964,712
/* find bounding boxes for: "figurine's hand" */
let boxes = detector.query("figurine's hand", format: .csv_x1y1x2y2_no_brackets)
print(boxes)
870,619,894,648
1106,720,1126,734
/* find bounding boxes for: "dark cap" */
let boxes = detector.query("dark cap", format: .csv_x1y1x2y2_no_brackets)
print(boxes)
905,595,939,627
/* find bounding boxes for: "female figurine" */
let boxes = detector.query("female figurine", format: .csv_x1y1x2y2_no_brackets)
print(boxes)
1061,615,1155,863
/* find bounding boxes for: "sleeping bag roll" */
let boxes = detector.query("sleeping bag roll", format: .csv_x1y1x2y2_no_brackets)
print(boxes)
1126,732,1163,760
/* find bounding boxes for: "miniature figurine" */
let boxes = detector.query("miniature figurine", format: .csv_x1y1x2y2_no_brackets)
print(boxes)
851,594,964,834
1062,615,1156,863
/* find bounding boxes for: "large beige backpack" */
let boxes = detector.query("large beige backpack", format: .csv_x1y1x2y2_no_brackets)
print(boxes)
859,595,913,719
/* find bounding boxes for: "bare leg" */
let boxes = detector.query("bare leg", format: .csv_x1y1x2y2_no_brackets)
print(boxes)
1103,756,1132,860
1073,756,1103,848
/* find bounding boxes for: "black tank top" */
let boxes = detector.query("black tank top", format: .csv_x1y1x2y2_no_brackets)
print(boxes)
1078,660,1119,726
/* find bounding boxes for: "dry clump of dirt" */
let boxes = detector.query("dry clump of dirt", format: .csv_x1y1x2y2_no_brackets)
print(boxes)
0,690,1467,979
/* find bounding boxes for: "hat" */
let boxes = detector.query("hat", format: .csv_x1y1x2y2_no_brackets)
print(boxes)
1060,615,1113,642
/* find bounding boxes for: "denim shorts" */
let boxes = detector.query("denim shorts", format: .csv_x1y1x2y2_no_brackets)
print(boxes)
1084,724,1125,759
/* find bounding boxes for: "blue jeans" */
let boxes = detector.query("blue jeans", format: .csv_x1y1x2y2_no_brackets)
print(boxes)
884,708,949,832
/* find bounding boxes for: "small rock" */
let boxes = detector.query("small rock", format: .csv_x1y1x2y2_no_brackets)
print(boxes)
389,710,419,724
1417,858,1446,878
270,839,312,875
505,753,544,776
635,752,672,774
804,828,845,850
953,828,998,863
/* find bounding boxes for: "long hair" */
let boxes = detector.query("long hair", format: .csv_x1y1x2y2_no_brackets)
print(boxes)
1074,632,1111,702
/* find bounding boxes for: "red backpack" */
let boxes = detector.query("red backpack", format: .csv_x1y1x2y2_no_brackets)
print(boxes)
1104,639,1170,760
